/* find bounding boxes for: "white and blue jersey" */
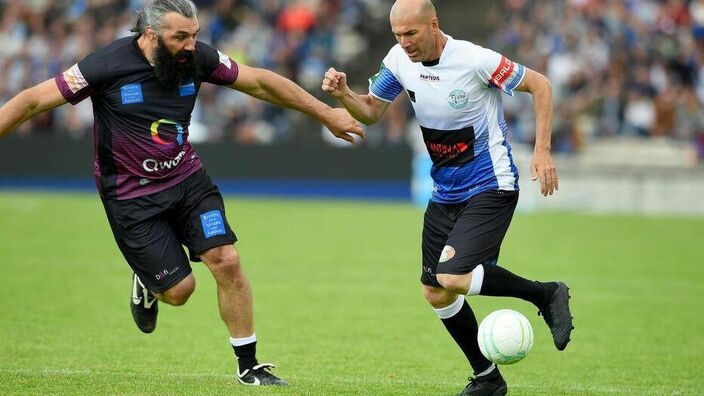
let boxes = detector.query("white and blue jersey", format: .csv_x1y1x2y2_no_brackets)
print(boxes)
369,35,525,204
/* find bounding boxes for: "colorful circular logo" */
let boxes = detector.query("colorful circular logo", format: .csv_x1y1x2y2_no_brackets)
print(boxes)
447,89,468,109
150,119,184,146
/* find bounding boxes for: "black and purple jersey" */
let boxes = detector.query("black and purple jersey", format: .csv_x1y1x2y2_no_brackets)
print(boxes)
55,36,238,200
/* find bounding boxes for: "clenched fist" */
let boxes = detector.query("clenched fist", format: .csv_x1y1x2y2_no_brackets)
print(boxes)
321,67,349,99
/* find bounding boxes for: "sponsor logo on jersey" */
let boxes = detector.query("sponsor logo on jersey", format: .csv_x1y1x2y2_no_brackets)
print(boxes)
155,267,180,280
490,55,515,89
120,83,144,104
142,150,187,172
419,73,440,82
179,79,196,97
150,119,184,146
447,89,468,109
421,125,476,167
427,142,469,160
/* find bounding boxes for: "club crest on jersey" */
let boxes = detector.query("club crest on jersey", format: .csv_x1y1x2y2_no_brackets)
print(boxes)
447,89,468,109
439,245,456,263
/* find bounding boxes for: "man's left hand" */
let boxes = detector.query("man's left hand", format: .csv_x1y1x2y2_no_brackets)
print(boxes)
530,149,559,196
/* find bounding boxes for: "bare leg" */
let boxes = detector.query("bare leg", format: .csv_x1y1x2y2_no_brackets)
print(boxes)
154,274,196,306
200,245,253,337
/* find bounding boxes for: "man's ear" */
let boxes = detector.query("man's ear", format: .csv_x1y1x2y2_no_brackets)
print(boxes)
145,26,158,43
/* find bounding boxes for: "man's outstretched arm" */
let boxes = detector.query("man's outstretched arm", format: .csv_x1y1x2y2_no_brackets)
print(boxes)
516,68,557,197
321,67,390,126
230,64,365,143
0,79,68,138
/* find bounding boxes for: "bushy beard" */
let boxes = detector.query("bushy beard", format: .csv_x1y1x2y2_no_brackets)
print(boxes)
153,37,195,89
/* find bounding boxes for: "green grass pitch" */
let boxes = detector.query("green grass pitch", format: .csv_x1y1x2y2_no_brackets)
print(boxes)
0,191,702,395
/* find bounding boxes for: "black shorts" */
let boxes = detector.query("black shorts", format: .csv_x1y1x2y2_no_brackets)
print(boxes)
421,190,518,287
102,168,237,293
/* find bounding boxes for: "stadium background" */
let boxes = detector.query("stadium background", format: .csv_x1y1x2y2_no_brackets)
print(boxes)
1,1,703,395
1,0,703,214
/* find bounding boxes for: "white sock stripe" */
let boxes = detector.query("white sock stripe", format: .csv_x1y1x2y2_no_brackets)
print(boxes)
476,363,496,377
467,264,485,296
433,295,465,319
230,333,257,347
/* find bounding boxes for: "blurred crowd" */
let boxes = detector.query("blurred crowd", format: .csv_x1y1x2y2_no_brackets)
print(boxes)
0,0,384,144
487,0,704,156
1,0,703,158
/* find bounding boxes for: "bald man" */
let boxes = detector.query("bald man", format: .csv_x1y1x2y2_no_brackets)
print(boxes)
322,1,573,395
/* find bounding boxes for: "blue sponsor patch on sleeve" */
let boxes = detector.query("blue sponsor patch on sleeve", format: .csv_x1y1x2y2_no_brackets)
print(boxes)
179,80,196,97
200,210,226,238
120,83,144,104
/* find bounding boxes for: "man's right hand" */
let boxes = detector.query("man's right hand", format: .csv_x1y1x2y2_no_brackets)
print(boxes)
320,67,390,126
321,67,348,99
321,107,365,143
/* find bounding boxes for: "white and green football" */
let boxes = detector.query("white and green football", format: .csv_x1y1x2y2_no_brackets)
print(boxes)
477,309,534,365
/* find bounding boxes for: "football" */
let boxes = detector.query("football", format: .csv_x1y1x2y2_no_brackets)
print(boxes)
477,309,534,365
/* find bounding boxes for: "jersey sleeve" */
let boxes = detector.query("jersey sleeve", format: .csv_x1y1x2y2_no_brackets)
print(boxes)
198,42,239,86
368,49,404,103
474,47,525,96
54,52,106,105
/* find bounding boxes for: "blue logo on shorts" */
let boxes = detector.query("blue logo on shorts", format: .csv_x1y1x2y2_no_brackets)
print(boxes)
121,83,144,104
179,79,196,97
200,210,226,238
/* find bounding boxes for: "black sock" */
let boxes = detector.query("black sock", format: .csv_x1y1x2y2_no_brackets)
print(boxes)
233,342,258,373
480,265,557,307
441,300,493,375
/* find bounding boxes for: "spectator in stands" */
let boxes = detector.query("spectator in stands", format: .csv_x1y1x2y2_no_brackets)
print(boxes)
1,0,703,157
488,0,703,156
0,0,370,143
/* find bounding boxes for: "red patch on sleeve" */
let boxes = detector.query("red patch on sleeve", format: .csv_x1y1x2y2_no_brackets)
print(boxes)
489,56,515,88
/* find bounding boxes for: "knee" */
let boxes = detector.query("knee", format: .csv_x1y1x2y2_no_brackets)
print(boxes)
422,285,457,309
159,275,195,306
202,246,243,279
436,273,469,294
